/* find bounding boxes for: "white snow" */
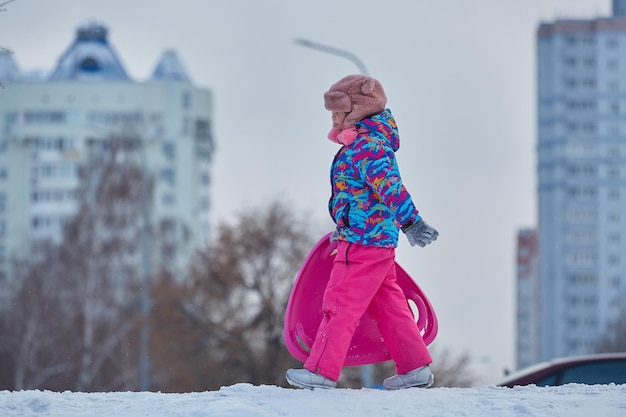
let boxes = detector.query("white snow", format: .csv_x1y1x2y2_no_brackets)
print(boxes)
1,383,625,417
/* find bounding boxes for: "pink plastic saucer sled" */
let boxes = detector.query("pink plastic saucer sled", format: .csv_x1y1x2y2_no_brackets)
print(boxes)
284,232,438,366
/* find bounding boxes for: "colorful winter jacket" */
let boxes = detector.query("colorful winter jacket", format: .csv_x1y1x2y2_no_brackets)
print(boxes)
329,109,421,247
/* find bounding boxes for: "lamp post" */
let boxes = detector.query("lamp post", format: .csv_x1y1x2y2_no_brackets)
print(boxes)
293,38,369,75
139,136,151,392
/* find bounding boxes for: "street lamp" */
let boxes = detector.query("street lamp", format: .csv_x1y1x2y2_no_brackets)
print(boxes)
139,135,151,392
293,38,369,75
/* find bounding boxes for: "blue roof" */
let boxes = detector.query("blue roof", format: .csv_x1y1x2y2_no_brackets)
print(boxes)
48,22,130,81
151,50,191,82
0,50,20,83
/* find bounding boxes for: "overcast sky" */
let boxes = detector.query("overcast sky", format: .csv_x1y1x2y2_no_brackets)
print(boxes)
1,0,614,383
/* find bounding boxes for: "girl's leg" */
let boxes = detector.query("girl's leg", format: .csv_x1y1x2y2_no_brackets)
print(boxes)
304,242,394,381
367,264,432,374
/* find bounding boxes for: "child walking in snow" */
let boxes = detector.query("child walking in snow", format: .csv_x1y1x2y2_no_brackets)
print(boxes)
286,75,439,390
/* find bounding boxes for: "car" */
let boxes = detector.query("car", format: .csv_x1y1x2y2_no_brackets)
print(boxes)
497,353,626,387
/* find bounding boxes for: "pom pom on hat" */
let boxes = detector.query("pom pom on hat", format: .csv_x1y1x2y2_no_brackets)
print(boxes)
324,75,387,128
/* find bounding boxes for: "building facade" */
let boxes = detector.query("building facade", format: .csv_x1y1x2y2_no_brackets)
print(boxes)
515,229,540,370
523,0,626,366
0,22,213,290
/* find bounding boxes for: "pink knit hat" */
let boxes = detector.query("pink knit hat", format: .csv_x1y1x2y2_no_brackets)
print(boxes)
324,75,387,128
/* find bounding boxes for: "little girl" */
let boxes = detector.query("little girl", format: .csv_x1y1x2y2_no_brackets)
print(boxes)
286,75,439,389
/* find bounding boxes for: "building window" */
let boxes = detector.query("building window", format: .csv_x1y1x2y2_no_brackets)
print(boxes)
3,112,17,134
566,208,597,223
565,229,596,244
582,36,595,45
195,119,211,139
162,193,176,206
30,215,66,233
30,188,76,204
609,233,621,244
567,186,597,200
200,197,210,211
610,276,621,288
583,57,595,68
161,168,176,186
566,164,596,177
567,121,578,132
162,142,176,160
582,78,596,89
609,147,620,158
565,251,596,267
24,111,66,124
80,57,100,72
34,137,75,152
564,56,577,67
87,111,143,127
566,142,596,157
568,273,597,285
567,99,595,111
200,171,210,186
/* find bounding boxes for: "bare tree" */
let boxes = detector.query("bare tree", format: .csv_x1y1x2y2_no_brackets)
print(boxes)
0,253,76,390
149,200,316,391
428,346,479,387
596,295,626,353
68,136,148,391
0,136,151,391
0,0,17,88
148,199,479,391
338,346,478,388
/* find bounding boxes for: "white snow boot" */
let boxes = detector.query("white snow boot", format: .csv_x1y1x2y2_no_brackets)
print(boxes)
285,368,337,389
383,365,434,390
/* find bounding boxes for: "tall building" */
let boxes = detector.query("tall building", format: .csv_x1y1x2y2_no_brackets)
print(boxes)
0,22,214,290
515,229,539,370
523,0,626,366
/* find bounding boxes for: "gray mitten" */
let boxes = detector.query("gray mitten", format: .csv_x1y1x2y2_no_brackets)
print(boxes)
403,220,439,247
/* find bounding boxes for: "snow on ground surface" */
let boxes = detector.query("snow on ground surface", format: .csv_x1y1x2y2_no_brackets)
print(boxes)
1,383,625,417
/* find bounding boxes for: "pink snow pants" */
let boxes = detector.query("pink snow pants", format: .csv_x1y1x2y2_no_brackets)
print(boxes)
304,241,432,381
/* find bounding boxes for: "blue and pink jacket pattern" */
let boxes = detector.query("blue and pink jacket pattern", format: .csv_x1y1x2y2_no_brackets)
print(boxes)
329,109,421,247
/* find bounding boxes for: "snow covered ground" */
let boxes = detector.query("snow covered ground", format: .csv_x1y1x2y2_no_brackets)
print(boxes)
1,383,625,417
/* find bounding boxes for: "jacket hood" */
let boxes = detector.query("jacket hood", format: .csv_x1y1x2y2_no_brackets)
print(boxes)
355,109,400,151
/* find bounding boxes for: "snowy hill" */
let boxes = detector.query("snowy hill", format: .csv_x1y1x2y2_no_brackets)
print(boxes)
1,383,625,417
